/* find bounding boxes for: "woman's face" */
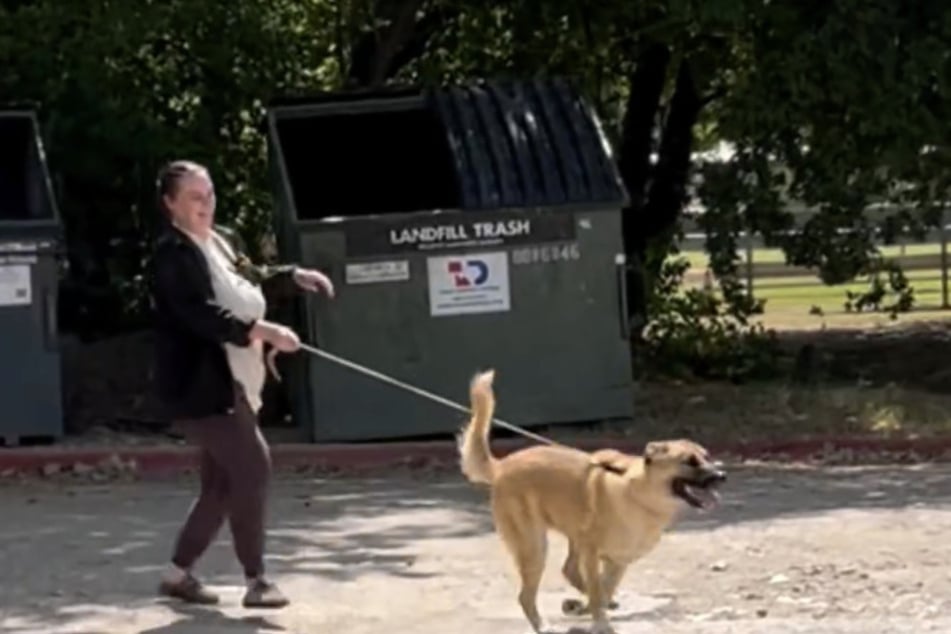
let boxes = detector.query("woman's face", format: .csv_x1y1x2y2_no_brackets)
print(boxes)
165,170,215,238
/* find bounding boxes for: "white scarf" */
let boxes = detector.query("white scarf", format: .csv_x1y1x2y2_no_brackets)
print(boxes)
182,227,268,414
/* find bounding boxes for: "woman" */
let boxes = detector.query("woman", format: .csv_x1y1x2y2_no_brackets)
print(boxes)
150,159,334,609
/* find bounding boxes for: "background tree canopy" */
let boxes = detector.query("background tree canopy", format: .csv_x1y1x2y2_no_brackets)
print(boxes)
1,0,948,350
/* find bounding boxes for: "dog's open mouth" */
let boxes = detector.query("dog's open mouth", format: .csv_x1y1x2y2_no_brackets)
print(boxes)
672,476,722,510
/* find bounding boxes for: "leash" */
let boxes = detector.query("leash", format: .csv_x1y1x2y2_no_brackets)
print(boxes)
296,342,560,447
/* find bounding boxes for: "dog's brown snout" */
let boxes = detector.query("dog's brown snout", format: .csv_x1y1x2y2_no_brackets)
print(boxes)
704,469,727,485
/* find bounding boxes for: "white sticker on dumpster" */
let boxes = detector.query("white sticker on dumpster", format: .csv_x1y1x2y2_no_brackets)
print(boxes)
0,264,32,306
427,251,510,316
345,260,410,284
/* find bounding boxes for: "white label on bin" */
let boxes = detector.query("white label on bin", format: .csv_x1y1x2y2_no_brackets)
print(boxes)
0,241,41,252
427,251,511,317
0,254,37,265
345,260,410,284
0,264,32,307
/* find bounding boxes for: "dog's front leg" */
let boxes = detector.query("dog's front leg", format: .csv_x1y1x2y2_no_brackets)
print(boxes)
561,555,623,616
599,559,628,608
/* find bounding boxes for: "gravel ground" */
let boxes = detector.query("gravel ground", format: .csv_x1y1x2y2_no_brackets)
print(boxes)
1,463,950,633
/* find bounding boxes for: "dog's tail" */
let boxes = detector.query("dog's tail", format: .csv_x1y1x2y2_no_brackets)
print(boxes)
457,369,498,485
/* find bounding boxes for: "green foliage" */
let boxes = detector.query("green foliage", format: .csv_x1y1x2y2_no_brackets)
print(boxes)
699,0,951,296
1,0,949,369
0,0,342,337
843,259,915,318
638,249,780,382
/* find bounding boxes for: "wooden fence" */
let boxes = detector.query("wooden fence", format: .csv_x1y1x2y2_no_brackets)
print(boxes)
677,211,951,312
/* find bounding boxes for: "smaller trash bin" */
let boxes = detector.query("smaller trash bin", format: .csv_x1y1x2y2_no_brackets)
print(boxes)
0,109,65,445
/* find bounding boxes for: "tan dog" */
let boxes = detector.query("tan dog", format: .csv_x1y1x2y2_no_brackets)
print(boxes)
458,370,726,634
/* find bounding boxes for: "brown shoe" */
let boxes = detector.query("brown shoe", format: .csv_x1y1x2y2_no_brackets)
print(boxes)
242,578,289,609
158,574,219,605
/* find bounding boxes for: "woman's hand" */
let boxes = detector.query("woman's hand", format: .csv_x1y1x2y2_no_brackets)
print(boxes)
270,324,301,352
250,320,300,352
293,267,335,298
250,320,300,382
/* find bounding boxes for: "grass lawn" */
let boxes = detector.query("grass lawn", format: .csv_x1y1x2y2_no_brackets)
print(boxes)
677,243,951,330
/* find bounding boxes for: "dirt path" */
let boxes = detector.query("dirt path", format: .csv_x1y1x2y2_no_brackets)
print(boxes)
1,464,950,633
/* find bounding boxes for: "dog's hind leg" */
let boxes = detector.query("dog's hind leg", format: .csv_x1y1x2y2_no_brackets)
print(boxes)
494,505,551,633
561,540,586,594
514,529,549,633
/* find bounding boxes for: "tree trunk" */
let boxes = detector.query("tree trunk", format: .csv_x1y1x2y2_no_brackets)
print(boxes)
617,52,705,329
640,58,703,282
614,43,671,329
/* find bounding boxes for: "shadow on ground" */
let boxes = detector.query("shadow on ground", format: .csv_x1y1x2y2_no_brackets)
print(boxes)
2,463,951,632
0,475,490,632
679,463,951,532
137,603,287,633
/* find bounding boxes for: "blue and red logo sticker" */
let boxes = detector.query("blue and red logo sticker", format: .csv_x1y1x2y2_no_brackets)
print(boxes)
447,259,490,288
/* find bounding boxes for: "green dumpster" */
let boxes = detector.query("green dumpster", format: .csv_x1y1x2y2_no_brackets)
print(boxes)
0,110,65,445
265,79,634,442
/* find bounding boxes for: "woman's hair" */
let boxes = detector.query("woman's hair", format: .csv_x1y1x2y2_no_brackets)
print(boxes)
155,160,209,217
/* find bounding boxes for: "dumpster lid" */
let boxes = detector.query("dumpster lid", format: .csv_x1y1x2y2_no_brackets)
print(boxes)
0,108,61,229
266,77,629,220
426,77,628,210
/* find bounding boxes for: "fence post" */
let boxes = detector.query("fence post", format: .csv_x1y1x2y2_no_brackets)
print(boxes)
942,208,949,309
745,230,755,299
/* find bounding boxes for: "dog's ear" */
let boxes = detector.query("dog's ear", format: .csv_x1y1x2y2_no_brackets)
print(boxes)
643,441,669,465
590,449,635,475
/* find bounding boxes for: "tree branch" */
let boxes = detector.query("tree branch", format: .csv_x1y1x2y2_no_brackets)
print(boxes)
368,0,425,86
348,0,440,88
576,0,605,112
386,4,454,79
700,84,728,108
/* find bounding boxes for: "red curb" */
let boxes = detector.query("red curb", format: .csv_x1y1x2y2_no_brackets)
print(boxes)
3,435,951,478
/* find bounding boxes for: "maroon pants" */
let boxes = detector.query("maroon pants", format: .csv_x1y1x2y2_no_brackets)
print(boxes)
170,387,272,578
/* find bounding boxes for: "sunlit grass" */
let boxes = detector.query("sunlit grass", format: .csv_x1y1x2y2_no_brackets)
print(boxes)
673,244,951,330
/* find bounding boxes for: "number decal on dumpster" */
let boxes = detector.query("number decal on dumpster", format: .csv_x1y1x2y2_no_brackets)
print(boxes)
511,243,581,265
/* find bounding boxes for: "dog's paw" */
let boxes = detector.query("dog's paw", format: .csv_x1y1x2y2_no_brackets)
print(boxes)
530,620,558,634
590,620,616,634
562,598,620,616
562,598,586,616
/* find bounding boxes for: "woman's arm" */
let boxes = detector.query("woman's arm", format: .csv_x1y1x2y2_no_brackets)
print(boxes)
216,226,301,298
152,239,256,346
239,259,301,298
152,241,301,352
216,226,335,300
